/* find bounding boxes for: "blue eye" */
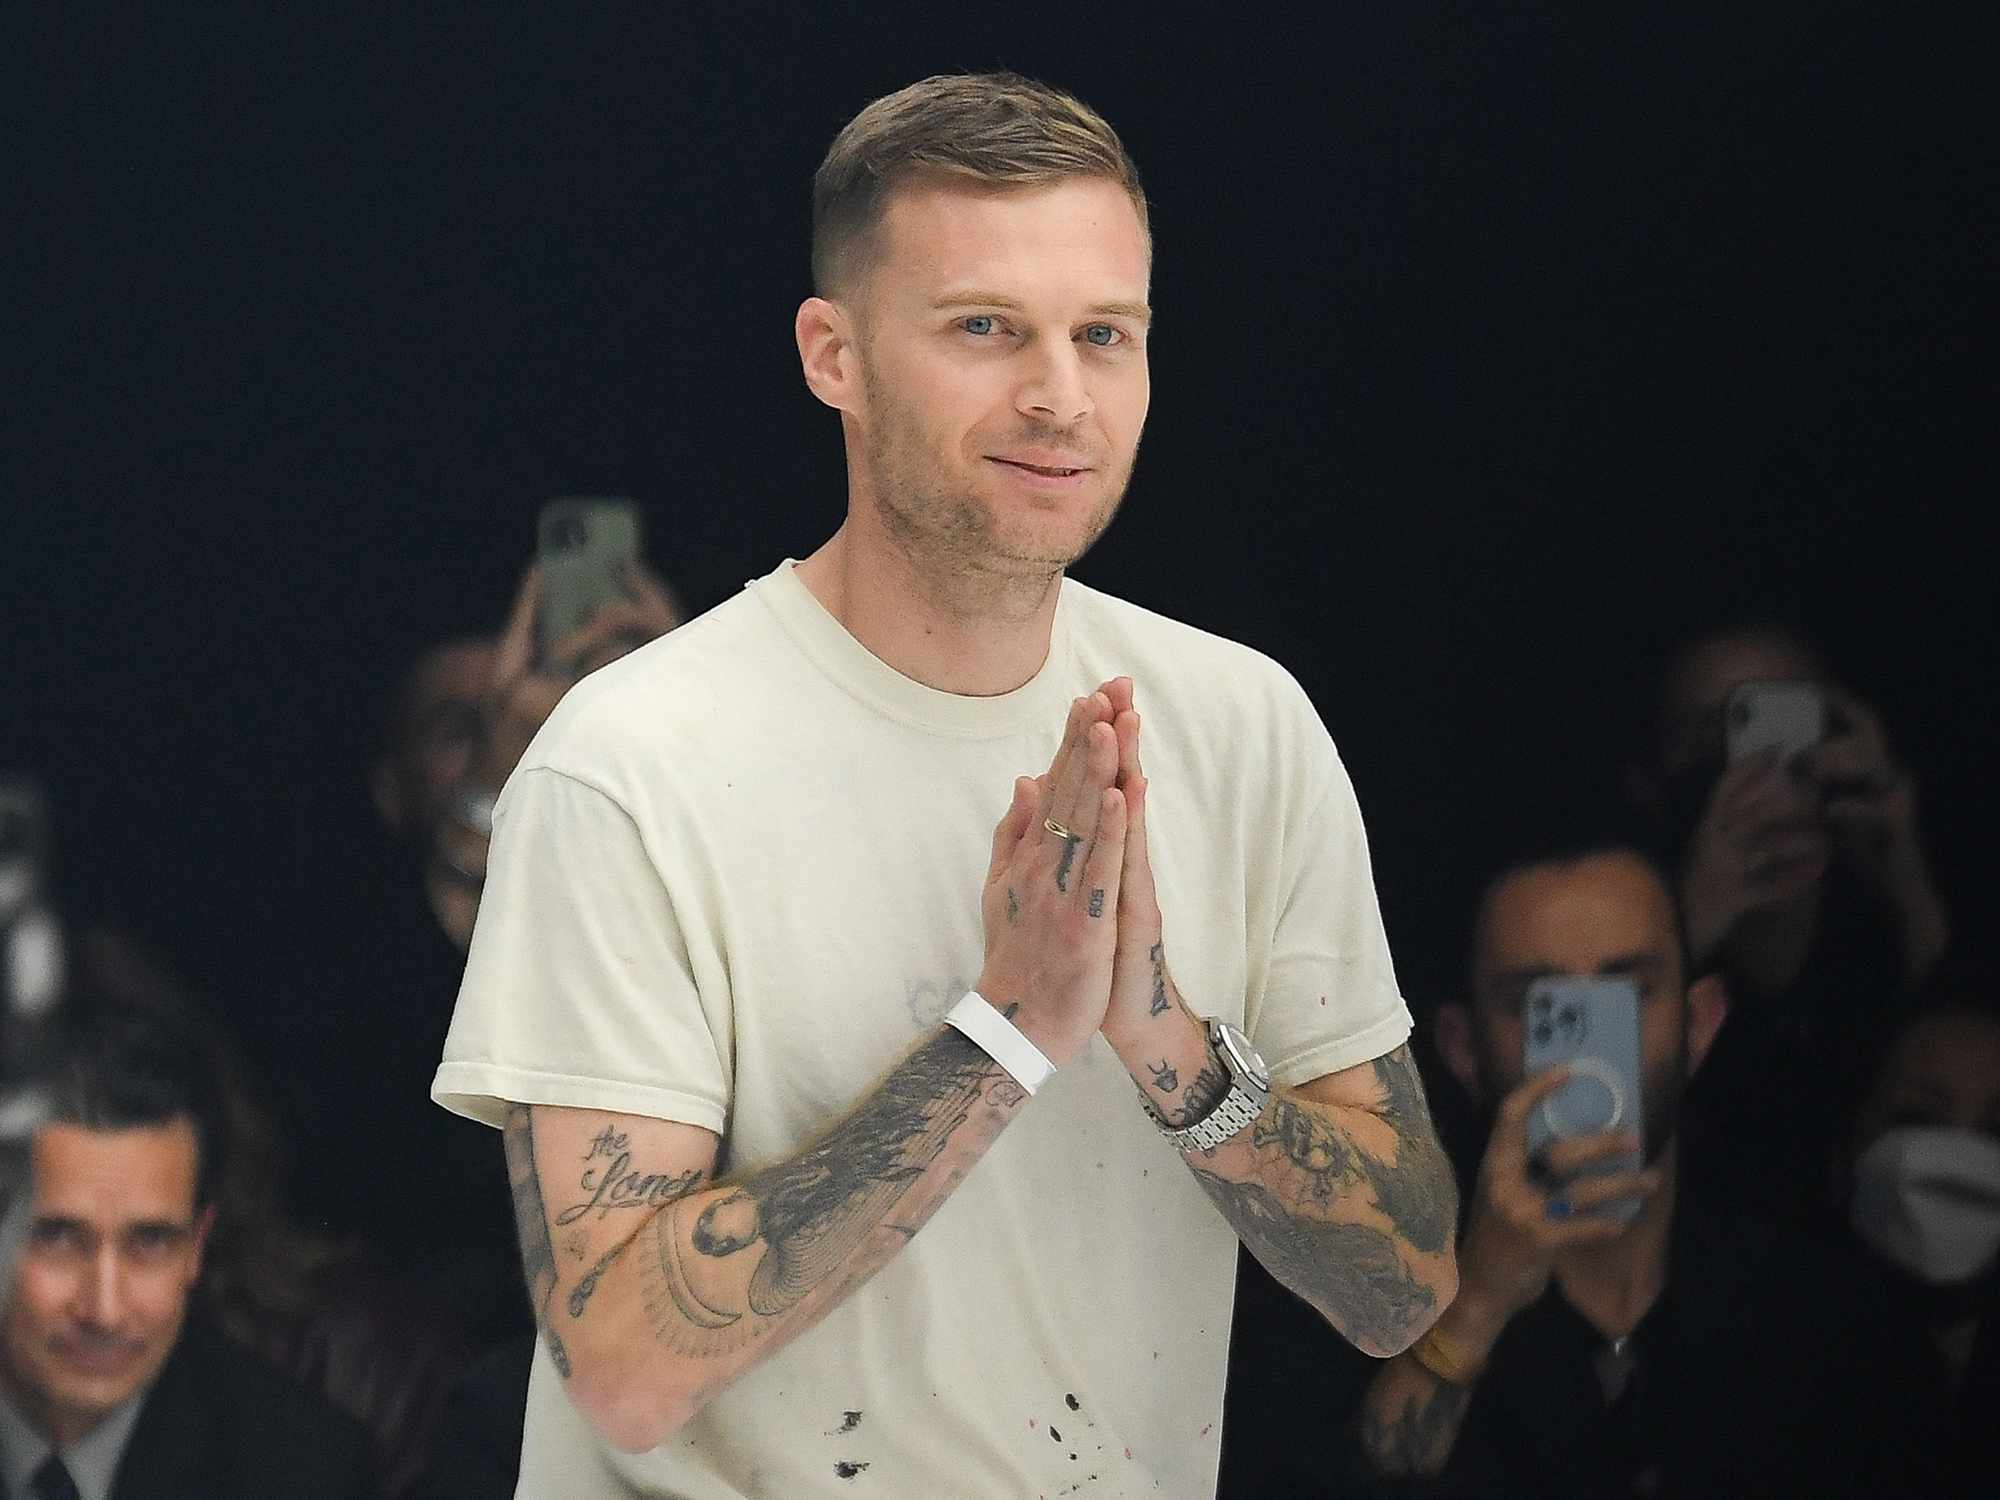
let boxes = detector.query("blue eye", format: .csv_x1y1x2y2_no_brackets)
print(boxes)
962,315,997,336
1082,324,1120,347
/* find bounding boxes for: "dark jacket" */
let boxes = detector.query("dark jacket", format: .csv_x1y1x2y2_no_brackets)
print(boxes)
103,1320,379,1500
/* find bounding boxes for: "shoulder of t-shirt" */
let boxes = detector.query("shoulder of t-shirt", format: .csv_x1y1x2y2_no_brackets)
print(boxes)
1062,576,1328,736
513,582,780,788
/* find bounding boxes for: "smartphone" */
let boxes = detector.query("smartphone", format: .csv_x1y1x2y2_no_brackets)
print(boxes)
1724,679,1826,765
536,497,643,670
1523,975,1644,1223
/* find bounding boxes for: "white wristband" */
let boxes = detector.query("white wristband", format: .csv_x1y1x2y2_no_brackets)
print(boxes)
944,992,1056,1096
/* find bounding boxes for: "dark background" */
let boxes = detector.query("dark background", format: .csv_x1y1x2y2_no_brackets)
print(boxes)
10,2,1993,1057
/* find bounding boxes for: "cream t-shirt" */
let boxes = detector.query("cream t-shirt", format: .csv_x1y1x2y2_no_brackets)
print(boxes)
434,561,1411,1498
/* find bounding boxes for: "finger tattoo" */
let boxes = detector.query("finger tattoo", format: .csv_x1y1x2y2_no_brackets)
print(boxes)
1087,888,1106,918
1054,837,1079,893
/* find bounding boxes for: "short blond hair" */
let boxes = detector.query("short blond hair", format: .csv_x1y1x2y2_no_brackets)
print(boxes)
811,72,1150,296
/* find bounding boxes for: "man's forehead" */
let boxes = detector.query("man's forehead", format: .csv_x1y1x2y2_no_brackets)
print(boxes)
1475,857,1677,975
32,1121,200,1219
872,176,1150,304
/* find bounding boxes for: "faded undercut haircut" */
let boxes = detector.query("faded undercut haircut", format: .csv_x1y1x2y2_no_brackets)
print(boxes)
811,71,1150,297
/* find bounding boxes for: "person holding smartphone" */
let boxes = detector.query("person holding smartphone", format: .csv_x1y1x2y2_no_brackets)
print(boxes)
1625,620,1954,1231
1337,827,1949,1496
430,73,1457,1500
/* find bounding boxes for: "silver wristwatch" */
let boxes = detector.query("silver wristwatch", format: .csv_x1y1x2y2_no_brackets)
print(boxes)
1153,1019,1271,1152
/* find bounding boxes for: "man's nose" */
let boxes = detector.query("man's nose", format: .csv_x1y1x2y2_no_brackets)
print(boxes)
1016,342,1094,427
78,1249,128,1326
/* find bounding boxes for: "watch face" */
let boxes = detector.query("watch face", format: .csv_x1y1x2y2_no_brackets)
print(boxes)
1214,1022,1270,1090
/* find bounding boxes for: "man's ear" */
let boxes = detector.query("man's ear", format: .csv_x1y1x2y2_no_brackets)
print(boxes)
186,1203,217,1284
1433,1001,1484,1103
796,296,861,414
1684,971,1729,1076
369,757,404,834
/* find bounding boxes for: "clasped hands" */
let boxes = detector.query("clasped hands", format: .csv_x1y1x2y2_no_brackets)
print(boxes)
973,678,1193,1071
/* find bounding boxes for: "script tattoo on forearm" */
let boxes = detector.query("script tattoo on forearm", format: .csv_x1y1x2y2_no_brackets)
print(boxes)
566,1163,709,1319
503,1106,572,1378
1189,1045,1456,1351
556,1126,707,1225
1357,1379,1472,1476
640,1025,1012,1357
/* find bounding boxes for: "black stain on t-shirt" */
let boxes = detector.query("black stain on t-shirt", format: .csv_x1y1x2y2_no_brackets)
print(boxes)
836,1410,862,1434
1050,1426,1062,1443
1065,1393,1080,1411
833,1460,869,1479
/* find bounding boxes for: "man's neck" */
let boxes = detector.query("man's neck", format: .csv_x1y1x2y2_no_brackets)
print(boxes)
794,516,1063,697
1551,1145,1679,1341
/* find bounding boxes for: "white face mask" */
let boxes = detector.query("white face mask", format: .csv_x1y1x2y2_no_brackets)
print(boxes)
1850,1125,2000,1285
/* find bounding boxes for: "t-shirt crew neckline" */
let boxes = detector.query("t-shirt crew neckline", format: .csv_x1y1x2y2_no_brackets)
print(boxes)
753,558,1077,739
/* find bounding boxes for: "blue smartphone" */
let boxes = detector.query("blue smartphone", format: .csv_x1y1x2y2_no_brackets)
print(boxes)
1523,975,1644,1223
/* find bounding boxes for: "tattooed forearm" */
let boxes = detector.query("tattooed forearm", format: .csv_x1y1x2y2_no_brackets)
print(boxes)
503,1106,572,1378
1359,1048,1455,1254
1192,1166,1436,1351
1182,1045,1456,1353
1357,1375,1472,1476
1148,941,1170,1016
1157,1053,1228,1127
567,1166,709,1318
558,1158,707,1226
640,1026,1016,1359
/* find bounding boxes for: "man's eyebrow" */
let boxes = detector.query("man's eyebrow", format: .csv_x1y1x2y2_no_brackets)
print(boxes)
928,290,1153,322
125,1218,192,1235
1485,953,1670,988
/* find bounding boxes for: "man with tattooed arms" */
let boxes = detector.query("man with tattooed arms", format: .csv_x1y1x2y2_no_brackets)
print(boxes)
432,72,1457,1498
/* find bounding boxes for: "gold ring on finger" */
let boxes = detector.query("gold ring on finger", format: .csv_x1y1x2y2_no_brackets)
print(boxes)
1043,817,1078,842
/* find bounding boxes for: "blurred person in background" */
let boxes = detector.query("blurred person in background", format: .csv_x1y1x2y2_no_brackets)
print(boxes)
284,546,684,1354
372,557,684,954
1832,956,2000,1485
0,1003,377,1500
1625,620,1952,1226
1316,826,1946,1497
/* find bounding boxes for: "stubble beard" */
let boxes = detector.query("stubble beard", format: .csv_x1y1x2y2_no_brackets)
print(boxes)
860,377,1130,602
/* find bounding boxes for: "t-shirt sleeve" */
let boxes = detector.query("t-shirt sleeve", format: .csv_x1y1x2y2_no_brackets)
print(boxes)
1248,735,1413,1090
431,764,731,1134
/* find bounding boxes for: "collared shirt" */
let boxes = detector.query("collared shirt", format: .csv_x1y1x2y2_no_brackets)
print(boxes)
0,1384,148,1500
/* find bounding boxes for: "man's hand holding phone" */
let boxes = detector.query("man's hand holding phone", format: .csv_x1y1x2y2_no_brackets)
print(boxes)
1452,1067,1661,1340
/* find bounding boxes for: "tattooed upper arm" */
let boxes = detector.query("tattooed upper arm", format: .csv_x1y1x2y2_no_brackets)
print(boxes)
503,1104,721,1375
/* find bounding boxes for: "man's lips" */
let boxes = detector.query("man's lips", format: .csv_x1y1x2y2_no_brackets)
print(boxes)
987,457,1092,478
